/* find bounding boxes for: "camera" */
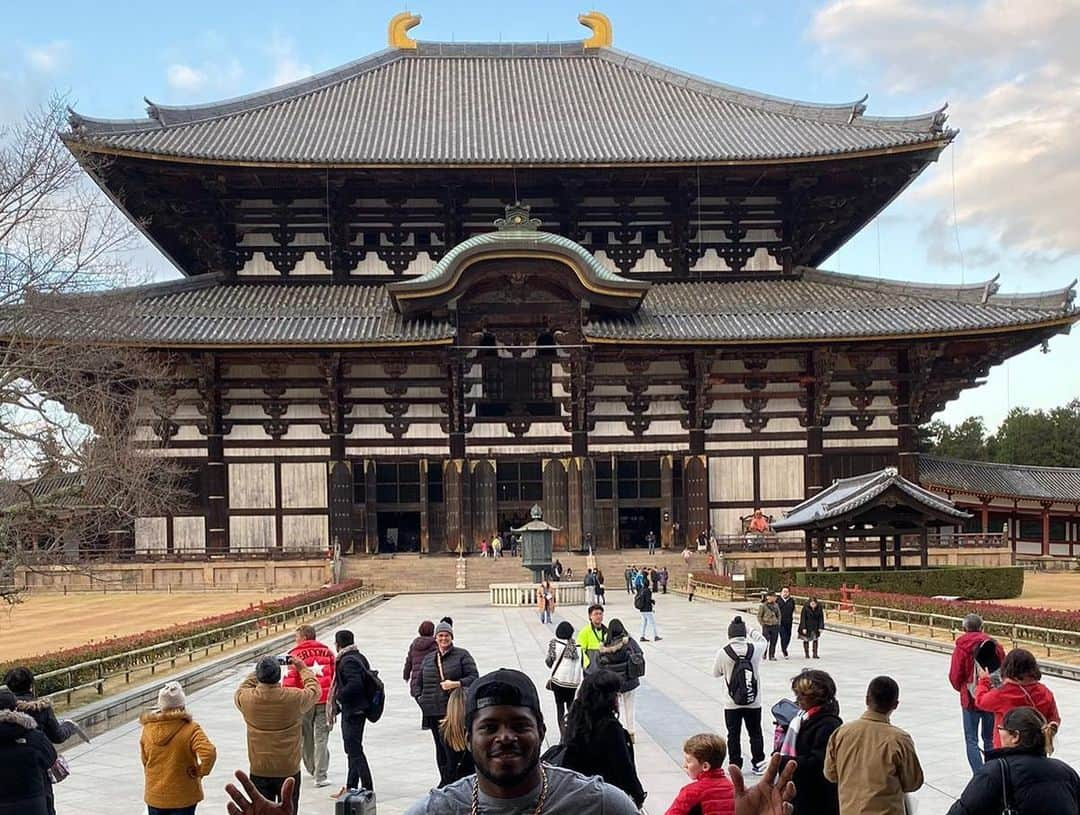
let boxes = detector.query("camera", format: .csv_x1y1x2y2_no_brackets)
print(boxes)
275,654,291,666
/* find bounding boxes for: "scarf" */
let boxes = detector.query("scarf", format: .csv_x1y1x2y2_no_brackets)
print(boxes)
780,706,821,758
326,644,359,726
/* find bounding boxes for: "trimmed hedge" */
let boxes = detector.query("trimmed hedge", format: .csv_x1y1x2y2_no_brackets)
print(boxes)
752,566,802,590
797,567,1024,600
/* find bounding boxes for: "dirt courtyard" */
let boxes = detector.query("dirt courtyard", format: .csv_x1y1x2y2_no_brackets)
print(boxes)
996,570,1080,610
0,590,287,661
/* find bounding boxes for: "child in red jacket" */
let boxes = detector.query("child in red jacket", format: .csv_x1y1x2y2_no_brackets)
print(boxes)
665,733,735,815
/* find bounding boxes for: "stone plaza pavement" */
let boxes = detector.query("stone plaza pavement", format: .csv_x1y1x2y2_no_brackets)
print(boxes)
55,589,1079,814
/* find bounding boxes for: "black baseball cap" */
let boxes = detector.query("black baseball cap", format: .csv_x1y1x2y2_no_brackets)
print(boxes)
465,668,544,732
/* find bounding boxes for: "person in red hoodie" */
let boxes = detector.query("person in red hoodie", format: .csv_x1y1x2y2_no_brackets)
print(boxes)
949,613,1005,772
283,624,336,787
664,733,735,815
975,648,1060,749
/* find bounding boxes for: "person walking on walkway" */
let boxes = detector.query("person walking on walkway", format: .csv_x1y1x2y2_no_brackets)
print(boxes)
598,618,646,741
577,604,609,670
234,654,319,813
139,681,217,815
537,579,556,624
0,687,56,815
757,591,781,660
780,668,843,815
949,613,1005,772
404,620,438,715
798,596,825,659
975,648,1060,749
636,580,662,641
328,629,377,797
417,620,479,787
776,587,796,659
283,624,335,788
824,676,923,815
583,568,597,605
545,621,583,740
946,706,1079,815
713,615,767,774
595,568,607,605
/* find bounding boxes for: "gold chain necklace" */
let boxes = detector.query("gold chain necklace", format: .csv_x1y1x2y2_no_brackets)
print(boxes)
470,764,549,815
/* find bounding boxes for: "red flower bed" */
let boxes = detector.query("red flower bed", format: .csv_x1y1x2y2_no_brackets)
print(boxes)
1,580,364,695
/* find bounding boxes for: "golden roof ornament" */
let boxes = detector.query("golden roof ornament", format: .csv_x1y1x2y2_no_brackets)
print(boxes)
388,11,421,49
579,11,613,48
496,202,541,232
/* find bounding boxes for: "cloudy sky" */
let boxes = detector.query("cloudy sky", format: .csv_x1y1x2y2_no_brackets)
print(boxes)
3,0,1077,429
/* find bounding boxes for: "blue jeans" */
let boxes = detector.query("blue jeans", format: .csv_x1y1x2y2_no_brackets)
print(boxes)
640,611,659,638
962,707,994,771
540,609,552,624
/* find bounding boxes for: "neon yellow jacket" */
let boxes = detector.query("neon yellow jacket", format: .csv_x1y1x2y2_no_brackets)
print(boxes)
576,623,607,668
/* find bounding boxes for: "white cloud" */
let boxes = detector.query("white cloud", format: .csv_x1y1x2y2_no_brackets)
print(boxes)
23,41,70,75
266,33,312,87
167,63,208,92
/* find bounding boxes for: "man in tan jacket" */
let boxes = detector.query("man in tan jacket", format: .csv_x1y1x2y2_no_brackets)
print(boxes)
235,654,320,812
824,675,924,815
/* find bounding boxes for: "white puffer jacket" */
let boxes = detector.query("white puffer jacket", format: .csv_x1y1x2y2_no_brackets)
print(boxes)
545,637,583,689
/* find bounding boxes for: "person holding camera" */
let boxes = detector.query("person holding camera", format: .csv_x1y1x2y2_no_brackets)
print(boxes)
234,654,320,813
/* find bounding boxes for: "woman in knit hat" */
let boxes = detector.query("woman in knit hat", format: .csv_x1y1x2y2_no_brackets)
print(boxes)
416,620,479,787
139,681,217,814
544,621,583,739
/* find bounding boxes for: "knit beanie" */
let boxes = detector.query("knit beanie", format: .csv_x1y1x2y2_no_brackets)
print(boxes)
255,655,282,684
435,621,454,638
728,616,747,638
555,621,574,640
157,681,186,711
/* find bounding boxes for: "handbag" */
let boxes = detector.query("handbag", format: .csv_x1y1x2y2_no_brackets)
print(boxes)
545,640,573,690
48,755,71,784
999,758,1018,815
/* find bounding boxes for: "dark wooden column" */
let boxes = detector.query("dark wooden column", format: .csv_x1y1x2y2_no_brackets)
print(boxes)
444,354,470,554
1041,502,1052,556
321,354,353,556
661,455,674,550
896,349,917,481
684,352,711,543
816,533,826,571
685,455,710,547
879,535,888,570
980,498,991,534
364,460,378,553
543,459,569,551
919,527,929,568
197,354,229,555
803,350,833,497
419,459,430,554
444,460,466,555
892,533,903,569
474,460,498,546
838,534,848,572
804,531,814,571
566,350,593,550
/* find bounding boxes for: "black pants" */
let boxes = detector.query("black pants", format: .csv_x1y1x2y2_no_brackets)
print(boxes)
147,807,196,815
551,685,577,741
427,720,458,787
724,707,765,769
779,623,793,656
803,638,819,658
251,772,300,814
763,625,780,659
342,716,374,791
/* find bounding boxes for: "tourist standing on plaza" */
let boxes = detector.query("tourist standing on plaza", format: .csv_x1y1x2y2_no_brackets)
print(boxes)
584,568,598,605
798,596,825,659
975,648,1060,748
417,620,479,787
646,530,658,554
545,621,583,739
660,566,669,594
328,629,377,796
0,686,56,815
404,620,438,713
663,733,736,815
234,654,319,812
491,533,502,558
712,616,767,774
946,706,1080,815
595,568,607,605
776,588,796,659
824,676,923,815
757,591,781,660
780,669,842,815
598,618,646,741
4,666,89,815
561,669,648,808
635,578,662,641
537,579,556,624
139,681,217,815
949,613,1005,771
625,564,635,593
577,603,608,669
282,624,335,788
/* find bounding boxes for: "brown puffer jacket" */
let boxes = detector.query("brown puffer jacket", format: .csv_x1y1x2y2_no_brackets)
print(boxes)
234,665,319,777
139,709,217,809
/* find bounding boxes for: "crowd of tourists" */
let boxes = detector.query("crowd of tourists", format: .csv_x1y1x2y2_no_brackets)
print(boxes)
2,592,1077,815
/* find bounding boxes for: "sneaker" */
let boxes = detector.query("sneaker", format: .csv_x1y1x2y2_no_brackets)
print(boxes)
640,637,650,641
750,761,766,775
654,636,663,641
314,779,331,788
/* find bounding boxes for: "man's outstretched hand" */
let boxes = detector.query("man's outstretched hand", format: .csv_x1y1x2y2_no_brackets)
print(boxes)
730,754,796,815
225,770,295,815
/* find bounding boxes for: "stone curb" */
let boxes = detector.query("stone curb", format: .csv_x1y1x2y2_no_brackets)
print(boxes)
65,593,388,740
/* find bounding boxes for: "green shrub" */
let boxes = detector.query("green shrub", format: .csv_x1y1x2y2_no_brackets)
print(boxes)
752,566,803,591
796,567,1023,599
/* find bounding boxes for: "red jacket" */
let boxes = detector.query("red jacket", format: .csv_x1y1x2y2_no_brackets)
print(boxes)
283,639,335,704
975,675,1060,748
949,632,1004,708
664,767,735,815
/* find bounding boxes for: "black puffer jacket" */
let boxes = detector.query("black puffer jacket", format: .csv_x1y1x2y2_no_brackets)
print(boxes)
946,745,1080,815
799,603,826,637
0,709,56,815
781,704,842,815
403,635,437,699
14,696,77,745
564,717,646,807
597,636,644,692
417,646,479,718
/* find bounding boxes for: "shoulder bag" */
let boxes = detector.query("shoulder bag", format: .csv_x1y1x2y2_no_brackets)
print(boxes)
999,758,1018,815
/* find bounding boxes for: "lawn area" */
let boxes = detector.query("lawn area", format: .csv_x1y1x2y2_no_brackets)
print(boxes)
996,570,1080,610
0,590,286,662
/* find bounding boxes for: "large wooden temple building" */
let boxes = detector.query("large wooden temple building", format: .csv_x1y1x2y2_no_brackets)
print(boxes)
25,12,1078,556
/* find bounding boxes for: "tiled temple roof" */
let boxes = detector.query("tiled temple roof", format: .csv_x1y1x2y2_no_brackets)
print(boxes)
919,455,1080,503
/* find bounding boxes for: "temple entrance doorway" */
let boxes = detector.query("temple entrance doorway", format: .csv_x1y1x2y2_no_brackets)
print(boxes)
377,511,421,553
618,508,661,548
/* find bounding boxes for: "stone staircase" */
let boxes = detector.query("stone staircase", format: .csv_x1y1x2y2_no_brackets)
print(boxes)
341,549,707,593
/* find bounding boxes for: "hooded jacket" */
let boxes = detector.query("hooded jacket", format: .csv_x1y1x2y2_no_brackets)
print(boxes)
974,676,1060,748
139,708,217,809
946,745,1080,815
13,695,79,746
0,709,56,815
283,638,336,704
598,635,644,693
949,633,1005,709
404,634,438,699
234,664,320,777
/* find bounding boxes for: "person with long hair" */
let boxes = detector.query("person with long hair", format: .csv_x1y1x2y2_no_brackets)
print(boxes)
561,670,647,808
597,618,645,741
975,648,1060,750
947,706,1079,815
545,621,583,739
537,579,556,624
437,687,474,785
779,669,842,815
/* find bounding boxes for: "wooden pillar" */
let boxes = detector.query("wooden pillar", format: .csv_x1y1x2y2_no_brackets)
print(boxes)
364,460,378,554
567,350,593,550
979,499,991,534
816,534,826,571
803,350,830,497
419,459,430,554
198,354,229,556
896,349,917,481
892,534,902,570
838,534,847,572
444,460,468,555
323,355,353,555
542,459,569,550
661,455,674,550
1041,503,1052,556
919,527,929,568
804,531,813,571
879,535,888,570
685,455,709,548
444,353,470,554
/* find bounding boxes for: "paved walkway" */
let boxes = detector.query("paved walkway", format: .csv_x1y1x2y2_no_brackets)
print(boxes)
56,589,1080,814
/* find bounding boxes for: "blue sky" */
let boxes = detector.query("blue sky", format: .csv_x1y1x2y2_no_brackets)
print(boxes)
3,0,1077,429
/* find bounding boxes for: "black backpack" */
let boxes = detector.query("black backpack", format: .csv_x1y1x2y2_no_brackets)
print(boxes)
723,643,758,706
633,588,647,611
361,663,386,723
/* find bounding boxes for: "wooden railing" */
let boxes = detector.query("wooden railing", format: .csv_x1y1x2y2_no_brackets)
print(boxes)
18,544,330,564
35,584,372,705
702,530,1008,553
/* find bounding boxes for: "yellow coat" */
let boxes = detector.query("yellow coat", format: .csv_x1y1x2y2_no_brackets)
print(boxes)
139,709,217,809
